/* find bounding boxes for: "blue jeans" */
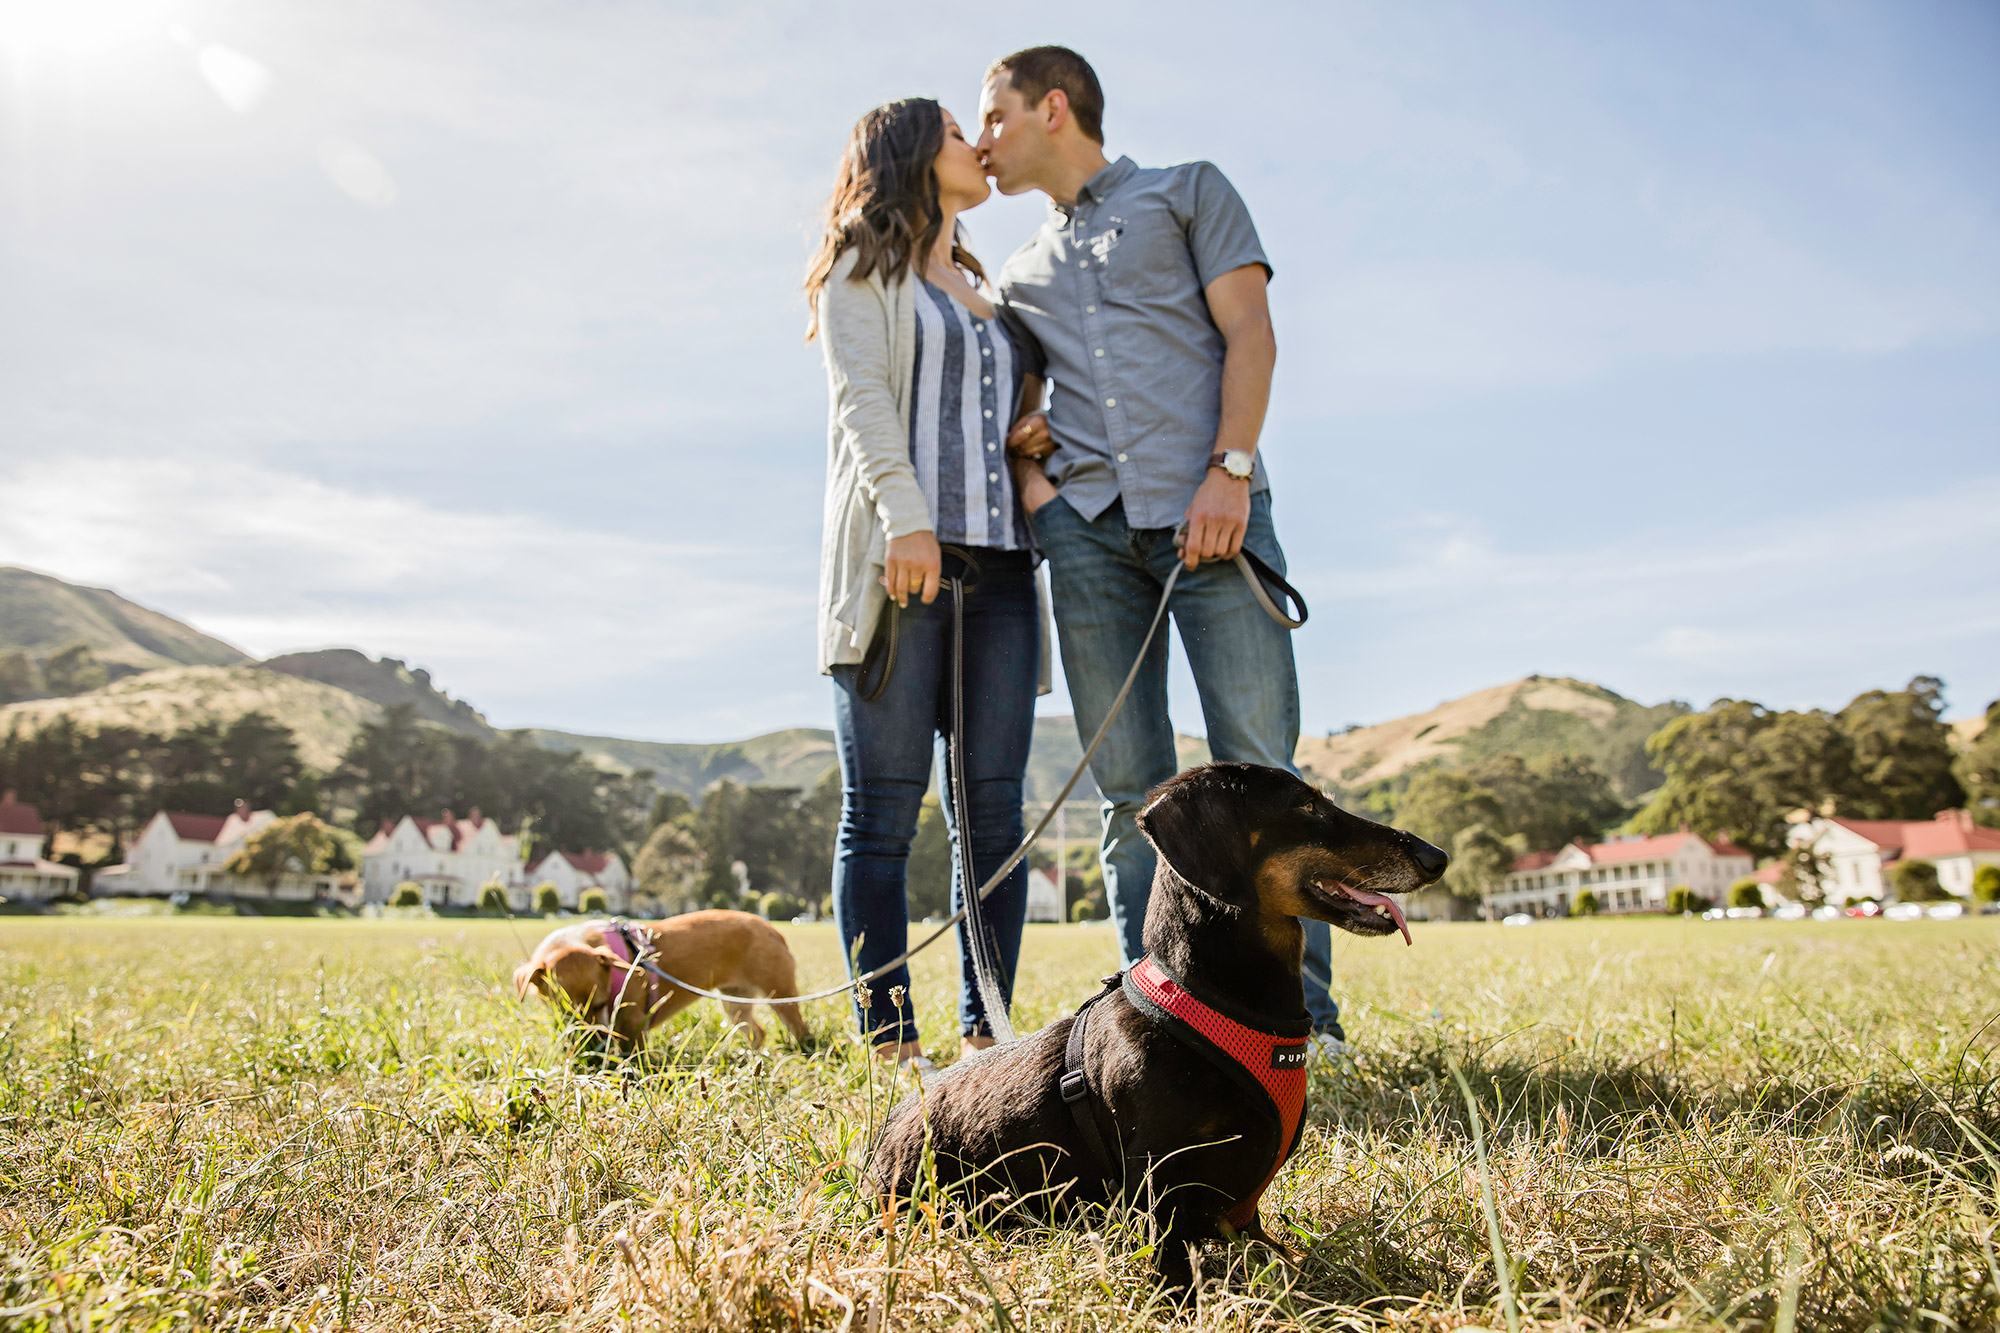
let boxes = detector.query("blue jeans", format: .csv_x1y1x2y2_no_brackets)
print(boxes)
1030,493,1343,1038
830,548,1039,1047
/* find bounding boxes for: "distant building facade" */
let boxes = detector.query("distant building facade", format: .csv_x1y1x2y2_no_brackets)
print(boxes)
524,849,631,912
99,804,341,902
0,792,80,902
1788,810,2000,904
361,810,523,908
1493,829,1753,918
1025,867,1064,923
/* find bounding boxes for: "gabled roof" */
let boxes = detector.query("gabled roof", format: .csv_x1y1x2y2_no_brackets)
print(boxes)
526,849,614,876
1827,811,2000,858
0,798,45,837
164,812,229,843
1510,830,1750,875
1510,850,1560,873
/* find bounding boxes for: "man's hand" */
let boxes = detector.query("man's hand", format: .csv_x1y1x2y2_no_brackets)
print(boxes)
1180,471,1251,570
1011,455,1058,516
1006,412,1055,461
882,531,941,607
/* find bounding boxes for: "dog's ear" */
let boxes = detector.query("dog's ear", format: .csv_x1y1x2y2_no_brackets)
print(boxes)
1136,765,1253,893
512,960,547,1000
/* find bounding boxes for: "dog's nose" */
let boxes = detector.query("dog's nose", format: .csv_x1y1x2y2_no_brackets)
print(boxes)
1409,837,1449,884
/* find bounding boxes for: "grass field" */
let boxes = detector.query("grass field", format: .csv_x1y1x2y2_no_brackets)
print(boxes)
5,915,2000,1331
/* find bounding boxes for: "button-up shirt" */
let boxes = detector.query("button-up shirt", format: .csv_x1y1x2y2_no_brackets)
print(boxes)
997,156,1272,530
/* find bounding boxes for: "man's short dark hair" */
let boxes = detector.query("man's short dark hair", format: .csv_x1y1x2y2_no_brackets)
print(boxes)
986,46,1104,145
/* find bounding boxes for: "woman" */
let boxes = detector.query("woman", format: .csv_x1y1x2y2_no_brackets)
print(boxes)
806,99,1051,1069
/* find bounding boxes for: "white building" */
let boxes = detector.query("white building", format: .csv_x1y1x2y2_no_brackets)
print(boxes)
0,792,80,902
1493,828,1754,918
99,804,342,902
362,810,524,908
1788,810,2000,904
1026,867,1064,923
524,849,631,912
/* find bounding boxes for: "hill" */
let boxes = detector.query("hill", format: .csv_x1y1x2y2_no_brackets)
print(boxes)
0,566,248,678
0,665,380,770
522,727,840,797
261,649,493,738
1294,675,1687,799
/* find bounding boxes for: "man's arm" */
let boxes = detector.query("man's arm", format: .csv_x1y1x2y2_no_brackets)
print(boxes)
1008,373,1059,513
1180,263,1275,570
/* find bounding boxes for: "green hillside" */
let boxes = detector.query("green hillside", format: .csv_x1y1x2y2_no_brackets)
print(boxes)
0,566,248,678
262,649,493,739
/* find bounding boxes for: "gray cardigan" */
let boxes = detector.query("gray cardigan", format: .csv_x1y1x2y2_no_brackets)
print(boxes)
815,248,1052,693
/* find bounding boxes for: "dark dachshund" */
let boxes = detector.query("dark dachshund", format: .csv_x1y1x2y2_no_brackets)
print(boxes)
865,762,1448,1286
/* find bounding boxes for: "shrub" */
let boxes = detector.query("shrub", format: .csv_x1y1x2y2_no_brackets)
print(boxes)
1727,879,1763,910
477,881,508,915
1891,859,1945,902
1071,898,1094,923
1573,889,1600,916
390,881,423,908
578,886,608,915
757,890,801,920
1666,885,1703,915
1973,864,2000,904
535,882,562,914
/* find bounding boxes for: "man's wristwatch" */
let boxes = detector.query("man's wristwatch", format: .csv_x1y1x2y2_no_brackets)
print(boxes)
1208,449,1254,481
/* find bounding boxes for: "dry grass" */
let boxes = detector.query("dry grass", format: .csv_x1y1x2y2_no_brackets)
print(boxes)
4,914,1999,1331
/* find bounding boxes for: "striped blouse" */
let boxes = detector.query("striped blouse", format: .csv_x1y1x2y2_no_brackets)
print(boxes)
908,276,1028,550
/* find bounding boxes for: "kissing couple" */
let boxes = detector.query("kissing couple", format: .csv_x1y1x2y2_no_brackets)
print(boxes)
805,46,1342,1070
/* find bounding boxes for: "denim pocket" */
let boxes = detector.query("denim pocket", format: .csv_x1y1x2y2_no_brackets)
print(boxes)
1026,493,1071,530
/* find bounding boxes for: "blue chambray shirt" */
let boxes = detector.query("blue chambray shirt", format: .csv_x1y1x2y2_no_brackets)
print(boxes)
996,156,1273,531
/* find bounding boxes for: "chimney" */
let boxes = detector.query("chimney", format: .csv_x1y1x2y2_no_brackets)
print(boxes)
440,808,454,824
467,806,481,825
0,789,14,805
234,798,248,814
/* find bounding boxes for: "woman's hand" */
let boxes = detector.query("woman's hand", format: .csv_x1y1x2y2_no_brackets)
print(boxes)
1005,412,1056,462
1012,456,1058,516
882,530,942,607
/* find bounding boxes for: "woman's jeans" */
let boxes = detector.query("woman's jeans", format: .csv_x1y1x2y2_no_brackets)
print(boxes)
830,548,1039,1047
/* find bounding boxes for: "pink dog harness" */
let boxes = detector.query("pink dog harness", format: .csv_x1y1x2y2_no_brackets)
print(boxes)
598,920,660,1015
1061,956,1310,1230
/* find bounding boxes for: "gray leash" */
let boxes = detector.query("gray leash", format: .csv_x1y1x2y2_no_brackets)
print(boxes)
605,538,1305,1012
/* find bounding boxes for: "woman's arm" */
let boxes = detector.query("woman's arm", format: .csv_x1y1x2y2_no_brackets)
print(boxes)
1007,373,1058,515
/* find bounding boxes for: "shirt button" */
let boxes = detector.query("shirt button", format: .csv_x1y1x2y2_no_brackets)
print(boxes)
981,347,990,356
1086,305,1096,314
982,376,991,385
983,409,992,418
1104,397,1117,408
1078,259,1089,268
987,443,996,452
1117,452,1129,463
1094,348,1104,357
988,472,998,483
989,506,1000,517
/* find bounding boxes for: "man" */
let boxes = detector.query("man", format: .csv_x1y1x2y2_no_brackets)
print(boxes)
977,46,1346,1048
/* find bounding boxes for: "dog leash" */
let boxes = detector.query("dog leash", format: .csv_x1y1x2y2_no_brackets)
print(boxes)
604,533,1308,1012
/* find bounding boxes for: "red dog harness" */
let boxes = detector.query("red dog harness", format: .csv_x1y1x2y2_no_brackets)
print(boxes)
1061,956,1310,1229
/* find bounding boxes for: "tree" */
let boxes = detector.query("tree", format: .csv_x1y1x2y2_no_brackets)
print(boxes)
0,651,41,705
1666,885,1704,914
792,767,842,911
478,881,509,914
41,643,107,696
535,882,561,914
1973,864,2000,905
1890,859,1945,903
692,780,745,907
905,796,954,921
1836,676,1963,820
1394,770,1505,854
223,813,352,889
1465,754,1625,853
1444,823,1511,913
634,821,704,914
1633,700,1854,861
1955,701,2000,829
649,790,695,832
391,882,423,907
1727,879,1763,909
758,889,802,920
1573,889,1600,916
579,886,608,915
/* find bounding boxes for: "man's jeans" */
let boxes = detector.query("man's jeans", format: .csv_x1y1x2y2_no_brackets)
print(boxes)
1030,492,1343,1037
829,549,1039,1046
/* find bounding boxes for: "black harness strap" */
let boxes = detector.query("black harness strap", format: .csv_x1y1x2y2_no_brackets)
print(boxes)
1059,972,1125,1182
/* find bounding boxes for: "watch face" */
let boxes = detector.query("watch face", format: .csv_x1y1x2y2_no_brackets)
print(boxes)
1223,450,1254,478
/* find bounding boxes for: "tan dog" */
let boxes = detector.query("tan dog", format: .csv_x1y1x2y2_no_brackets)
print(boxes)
512,910,811,1052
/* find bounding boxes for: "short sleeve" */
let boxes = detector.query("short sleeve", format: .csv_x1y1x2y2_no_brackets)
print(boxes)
1178,161,1271,289
996,299,1047,378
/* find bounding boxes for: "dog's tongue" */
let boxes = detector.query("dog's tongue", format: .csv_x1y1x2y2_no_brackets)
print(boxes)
1341,884,1412,946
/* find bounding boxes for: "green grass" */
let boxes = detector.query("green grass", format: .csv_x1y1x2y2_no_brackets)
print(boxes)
4,915,2000,1330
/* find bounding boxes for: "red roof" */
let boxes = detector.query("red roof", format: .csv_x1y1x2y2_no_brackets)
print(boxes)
164,813,228,843
1510,850,1560,873
0,799,45,837
526,850,613,876
1830,811,2000,859
1511,831,1750,874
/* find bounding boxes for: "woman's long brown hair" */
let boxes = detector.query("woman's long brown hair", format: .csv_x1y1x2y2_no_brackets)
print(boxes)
804,98,985,340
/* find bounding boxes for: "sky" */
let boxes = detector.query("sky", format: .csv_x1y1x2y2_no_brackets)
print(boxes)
2,0,1996,743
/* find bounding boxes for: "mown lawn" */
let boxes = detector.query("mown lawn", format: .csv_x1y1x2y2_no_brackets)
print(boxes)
4,914,1999,1330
